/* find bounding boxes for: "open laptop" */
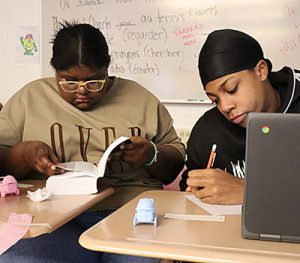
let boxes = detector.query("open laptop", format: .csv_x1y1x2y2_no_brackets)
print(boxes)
242,112,300,243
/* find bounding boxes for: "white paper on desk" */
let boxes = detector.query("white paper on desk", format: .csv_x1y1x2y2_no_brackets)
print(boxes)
185,195,242,215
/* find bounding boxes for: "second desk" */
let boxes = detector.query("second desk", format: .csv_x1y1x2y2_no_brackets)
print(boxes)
80,190,300,263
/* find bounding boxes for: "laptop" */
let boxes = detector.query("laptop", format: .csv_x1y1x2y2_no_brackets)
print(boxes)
242,112,300,243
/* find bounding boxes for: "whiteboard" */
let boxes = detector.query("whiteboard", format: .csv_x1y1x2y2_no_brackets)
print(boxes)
42,0,300,101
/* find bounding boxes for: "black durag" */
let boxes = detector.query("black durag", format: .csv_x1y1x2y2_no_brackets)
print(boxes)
198,29,272,88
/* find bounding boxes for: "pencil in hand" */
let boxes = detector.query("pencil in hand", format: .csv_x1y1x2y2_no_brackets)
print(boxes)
186,144,217,192
207,144,217,168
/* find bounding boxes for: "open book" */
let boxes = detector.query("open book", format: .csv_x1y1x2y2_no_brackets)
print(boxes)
45,136,131,195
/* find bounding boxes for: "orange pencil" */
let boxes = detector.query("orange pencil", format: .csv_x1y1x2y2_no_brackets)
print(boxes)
185,144,217,192
207,144,217,168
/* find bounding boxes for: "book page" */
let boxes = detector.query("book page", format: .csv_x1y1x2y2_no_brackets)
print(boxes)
97,136,131,177
53,136,130,178
54,162,98,177
45,136,130,195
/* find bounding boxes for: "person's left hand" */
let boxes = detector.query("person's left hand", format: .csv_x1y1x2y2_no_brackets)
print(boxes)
110,136,154,167
186,168,244,205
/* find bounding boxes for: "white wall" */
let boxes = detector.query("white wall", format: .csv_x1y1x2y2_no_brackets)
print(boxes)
0,0,41,103
165,102,212,129
0,0,210,135
165,102,212,146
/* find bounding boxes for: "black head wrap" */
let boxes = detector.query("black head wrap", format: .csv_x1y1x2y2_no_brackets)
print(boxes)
198,29,272,89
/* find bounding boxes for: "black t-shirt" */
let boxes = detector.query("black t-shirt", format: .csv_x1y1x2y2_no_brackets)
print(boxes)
180,67,300,190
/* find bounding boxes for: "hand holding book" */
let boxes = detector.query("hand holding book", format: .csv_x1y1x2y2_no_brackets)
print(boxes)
46,136,131,195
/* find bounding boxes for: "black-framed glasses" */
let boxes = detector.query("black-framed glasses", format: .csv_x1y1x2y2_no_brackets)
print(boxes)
58,78,106,92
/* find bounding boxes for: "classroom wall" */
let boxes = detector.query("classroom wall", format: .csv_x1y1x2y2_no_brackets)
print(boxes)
0,0,41,102
41,0,300,103
2,1,300,135
0,0,211,135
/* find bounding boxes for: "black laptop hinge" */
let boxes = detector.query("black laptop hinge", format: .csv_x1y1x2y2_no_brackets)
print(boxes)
260,233,281,241
282,235,300,243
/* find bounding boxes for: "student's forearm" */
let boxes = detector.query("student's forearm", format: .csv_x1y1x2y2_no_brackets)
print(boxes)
146,145,184,185
0,143,32,179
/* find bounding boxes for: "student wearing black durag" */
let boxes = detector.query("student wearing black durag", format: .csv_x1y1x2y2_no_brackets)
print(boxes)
180,29,300,205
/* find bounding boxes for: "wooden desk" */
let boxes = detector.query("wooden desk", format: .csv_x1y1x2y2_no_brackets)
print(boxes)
79,190,300,263
0,180,114,238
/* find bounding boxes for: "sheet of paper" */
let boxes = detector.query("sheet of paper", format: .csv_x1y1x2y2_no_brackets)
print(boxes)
0,213,32,255
185,195,242,216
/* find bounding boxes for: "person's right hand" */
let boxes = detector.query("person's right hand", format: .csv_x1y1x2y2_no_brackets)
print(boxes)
185,168,244,205
21,141,63,176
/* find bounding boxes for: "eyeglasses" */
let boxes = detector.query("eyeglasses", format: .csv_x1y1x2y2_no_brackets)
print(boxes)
58,78,106,92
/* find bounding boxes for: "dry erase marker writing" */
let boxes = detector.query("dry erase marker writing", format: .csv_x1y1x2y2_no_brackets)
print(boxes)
207,144,217,168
